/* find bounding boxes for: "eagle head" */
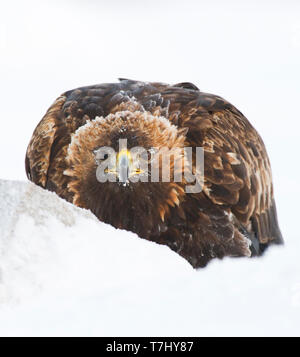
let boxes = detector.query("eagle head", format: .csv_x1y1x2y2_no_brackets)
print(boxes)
64,110,189,237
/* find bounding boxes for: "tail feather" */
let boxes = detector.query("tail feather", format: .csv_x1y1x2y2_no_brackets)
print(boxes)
250,198,283,255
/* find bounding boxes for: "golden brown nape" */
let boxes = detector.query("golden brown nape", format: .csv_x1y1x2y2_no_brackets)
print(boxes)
25,79,283,268
64,110,188,239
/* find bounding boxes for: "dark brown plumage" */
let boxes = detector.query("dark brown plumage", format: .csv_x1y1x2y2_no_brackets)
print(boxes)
25,79,283,268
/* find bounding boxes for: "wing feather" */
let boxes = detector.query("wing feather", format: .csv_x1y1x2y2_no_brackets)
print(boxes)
25,95,66,187
160,90,282,247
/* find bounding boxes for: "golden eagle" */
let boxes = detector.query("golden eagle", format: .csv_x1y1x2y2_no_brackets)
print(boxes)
25,79,283,267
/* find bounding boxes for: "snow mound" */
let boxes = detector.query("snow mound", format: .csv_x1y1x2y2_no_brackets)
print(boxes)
0,179,299,337
0,179,191,304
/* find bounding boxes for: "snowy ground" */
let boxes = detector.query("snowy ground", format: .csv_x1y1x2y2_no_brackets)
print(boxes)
0,179,299,337
0,0,299,336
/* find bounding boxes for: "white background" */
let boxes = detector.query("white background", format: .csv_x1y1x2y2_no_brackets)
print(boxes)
0,0,299,336
1,0,300,232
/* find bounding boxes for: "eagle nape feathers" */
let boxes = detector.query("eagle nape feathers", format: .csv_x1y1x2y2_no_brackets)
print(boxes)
25,79,283,268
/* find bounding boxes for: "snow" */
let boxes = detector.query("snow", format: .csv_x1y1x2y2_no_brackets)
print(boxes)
0,180,191,301
0,0,299,337
0,179,299,337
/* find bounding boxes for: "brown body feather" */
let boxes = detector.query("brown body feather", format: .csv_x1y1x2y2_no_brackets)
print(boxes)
25,79,283,268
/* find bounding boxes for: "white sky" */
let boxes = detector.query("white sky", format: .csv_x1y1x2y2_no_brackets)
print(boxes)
0,0,299,238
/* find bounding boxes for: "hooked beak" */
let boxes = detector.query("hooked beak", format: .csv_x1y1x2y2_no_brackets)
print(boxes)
116,149,132,183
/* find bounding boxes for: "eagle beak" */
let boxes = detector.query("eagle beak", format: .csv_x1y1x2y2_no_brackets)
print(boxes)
116,149,132,183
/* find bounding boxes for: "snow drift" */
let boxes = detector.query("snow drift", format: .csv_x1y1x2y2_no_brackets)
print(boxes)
0,179,299,337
